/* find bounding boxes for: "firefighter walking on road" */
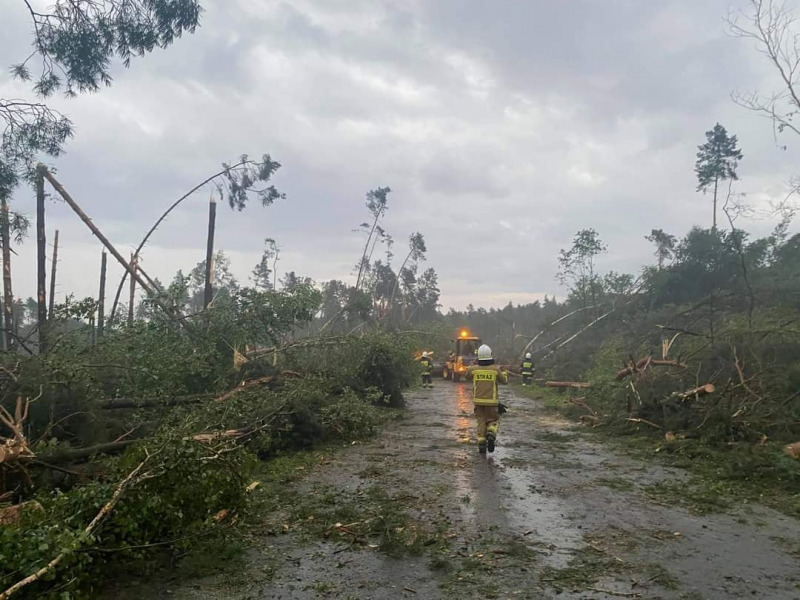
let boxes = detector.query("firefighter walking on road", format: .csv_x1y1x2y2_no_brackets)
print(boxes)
466,344,508,453
419,351,434,389
521,352,535,386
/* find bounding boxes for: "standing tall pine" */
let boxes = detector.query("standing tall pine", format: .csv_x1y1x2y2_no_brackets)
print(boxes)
695,123,743,229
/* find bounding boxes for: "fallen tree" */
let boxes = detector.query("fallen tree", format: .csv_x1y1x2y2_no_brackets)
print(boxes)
101,394,211,410
672,383,716,401
614,357,688,381
546,381,592,389
100,371,302,409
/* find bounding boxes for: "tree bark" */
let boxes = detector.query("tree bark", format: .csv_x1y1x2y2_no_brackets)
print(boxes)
128,253,136,325
1,196,14,352
100,394,211,410
203,196,216,311
48,230,59,318
37,440,137,464
614,358,688,381
712,175,718,229
545,381,592,389
97,251,107,337
674,383,715,400
36,168,48,354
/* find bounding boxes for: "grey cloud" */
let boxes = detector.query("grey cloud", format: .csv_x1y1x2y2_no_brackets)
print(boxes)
1,0,798,310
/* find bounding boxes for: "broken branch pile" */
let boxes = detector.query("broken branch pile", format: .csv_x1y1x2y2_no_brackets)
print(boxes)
614,357,687,381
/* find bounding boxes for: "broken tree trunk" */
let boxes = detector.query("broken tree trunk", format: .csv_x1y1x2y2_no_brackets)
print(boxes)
128,253,137,325
673,383,715,401
48,230,58,318
97,251,107,337
36,167,48,353
101,372,301,409
1,195,14,352
41,169,189,331
37,440,137,465
203,196,216,311
615,357,688,381
214,371,302,403
545,381,592,389
0,500,43,526
100,394,211,410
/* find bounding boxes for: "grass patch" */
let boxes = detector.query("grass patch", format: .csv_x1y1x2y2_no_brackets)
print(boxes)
541,544,624,590
279,481,446,559
644,478,733,514
174,538,249,580
536,431,573,442
595,476,635,492
576,423,800,518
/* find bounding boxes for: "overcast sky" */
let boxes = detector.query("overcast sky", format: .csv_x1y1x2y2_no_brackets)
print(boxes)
1,0,799,311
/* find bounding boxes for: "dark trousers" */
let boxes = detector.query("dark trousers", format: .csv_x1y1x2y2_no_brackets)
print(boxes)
422,374,432,386
522,373,532,385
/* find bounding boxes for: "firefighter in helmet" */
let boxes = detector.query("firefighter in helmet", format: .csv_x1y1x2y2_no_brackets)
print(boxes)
419,351,434,389
521,352,535,386
466,344,508,453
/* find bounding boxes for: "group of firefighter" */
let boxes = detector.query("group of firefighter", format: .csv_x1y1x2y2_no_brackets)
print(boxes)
417,348,535,454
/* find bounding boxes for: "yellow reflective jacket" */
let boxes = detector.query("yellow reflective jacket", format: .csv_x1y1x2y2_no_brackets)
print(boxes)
419,356,433,374
466,363,508,406
521,360,534,375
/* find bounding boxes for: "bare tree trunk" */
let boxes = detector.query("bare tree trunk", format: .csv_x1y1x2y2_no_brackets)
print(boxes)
712,176,718,230
97,251,107,338
48,230,58,317
108,160,256,323
41,169,187,330
36,169,48,354
1,196,15,352
204,196,216,311
128,253,136,325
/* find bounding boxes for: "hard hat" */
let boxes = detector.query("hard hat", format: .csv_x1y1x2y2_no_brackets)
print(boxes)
525,352,532,359
477,344,492,360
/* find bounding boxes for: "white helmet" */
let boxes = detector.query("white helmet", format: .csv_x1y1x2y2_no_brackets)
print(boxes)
422,351,428,358
525,352,532,359
477,344,492,361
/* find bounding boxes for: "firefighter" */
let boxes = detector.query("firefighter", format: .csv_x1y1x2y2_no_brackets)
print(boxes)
419,351,434,389
466,344,508,453
521,352,535,386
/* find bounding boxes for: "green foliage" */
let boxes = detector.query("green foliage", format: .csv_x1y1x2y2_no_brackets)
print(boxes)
644,229,677,269
286,332,417,407
220,155,285,211
14,1,202,97
557,228,607,310
3,0,202,188
0,375,390,598
251,238,280,290
695,123,743,193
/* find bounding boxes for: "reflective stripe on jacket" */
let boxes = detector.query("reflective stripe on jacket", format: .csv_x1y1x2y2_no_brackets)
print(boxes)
521,360,534,374
420,357,433,374
466,364,508,405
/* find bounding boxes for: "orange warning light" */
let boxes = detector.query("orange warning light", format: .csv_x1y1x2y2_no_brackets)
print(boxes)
460,330,469,338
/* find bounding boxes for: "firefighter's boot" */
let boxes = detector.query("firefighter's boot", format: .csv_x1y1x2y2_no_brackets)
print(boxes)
478,441,487,454
486,432,496,453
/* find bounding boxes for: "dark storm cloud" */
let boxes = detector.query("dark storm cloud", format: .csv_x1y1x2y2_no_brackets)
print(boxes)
1,0,798,310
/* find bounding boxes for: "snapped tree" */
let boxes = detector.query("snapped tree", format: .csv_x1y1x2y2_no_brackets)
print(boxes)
645,228,677,270
557,228,607,316
2,0,204,346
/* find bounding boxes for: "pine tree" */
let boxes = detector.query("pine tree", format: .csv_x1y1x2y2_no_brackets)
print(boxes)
695,124,743,229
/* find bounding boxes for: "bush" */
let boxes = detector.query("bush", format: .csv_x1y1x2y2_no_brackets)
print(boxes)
0,377,389,599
